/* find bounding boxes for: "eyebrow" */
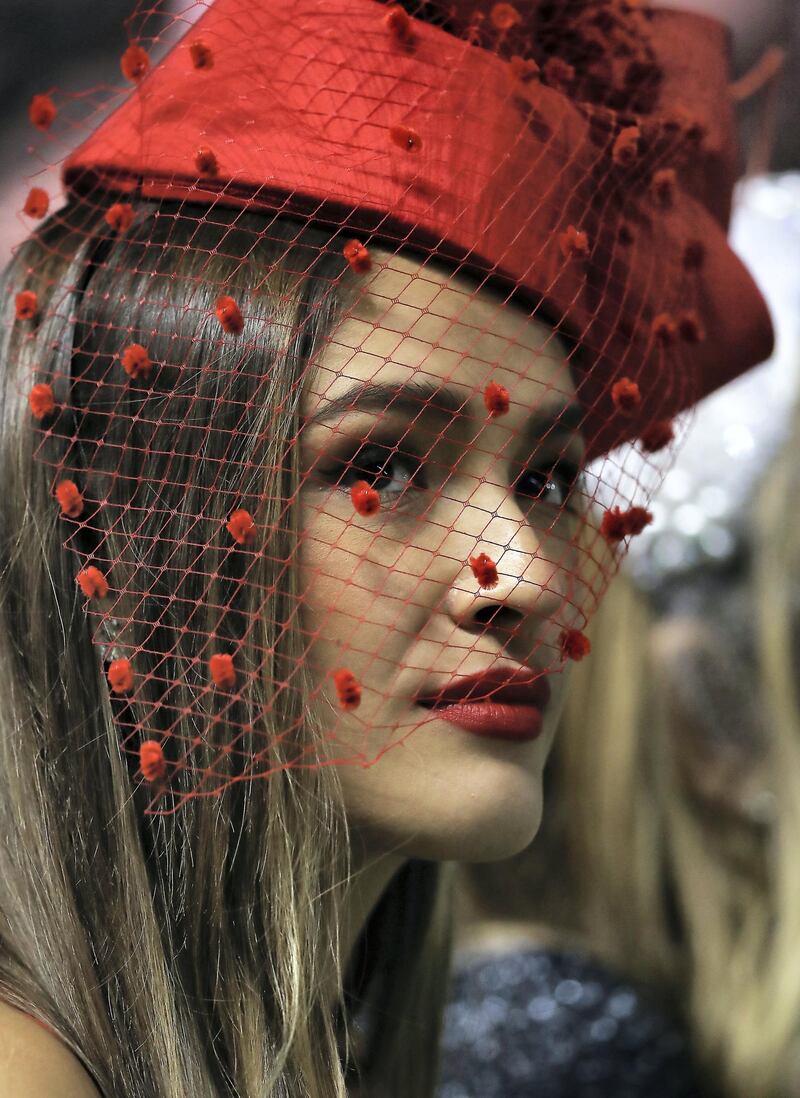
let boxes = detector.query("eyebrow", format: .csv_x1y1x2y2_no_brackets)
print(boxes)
305,380,586,445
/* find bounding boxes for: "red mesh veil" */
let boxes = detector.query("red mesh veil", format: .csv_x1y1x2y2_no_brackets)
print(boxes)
7,0,772,814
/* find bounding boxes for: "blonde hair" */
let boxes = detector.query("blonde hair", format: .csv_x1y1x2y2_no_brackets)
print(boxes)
0,201,453,1097
737,396,800,1096
460,500,799,1097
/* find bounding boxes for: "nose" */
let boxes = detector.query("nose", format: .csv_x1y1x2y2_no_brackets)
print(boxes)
441,526,569,651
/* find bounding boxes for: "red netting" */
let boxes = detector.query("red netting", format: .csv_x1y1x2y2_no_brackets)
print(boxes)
4,0,773,813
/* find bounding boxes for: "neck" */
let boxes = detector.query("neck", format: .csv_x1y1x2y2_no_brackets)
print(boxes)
334,844,407,1094
340,845,408,977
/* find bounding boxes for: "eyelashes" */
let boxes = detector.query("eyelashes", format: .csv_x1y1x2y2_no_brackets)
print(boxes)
324,442,427,499
319,436,585,514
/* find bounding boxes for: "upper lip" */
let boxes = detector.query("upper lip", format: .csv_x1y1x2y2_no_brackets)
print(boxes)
415,667,551,709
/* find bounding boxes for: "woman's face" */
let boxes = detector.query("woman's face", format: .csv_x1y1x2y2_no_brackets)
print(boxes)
299,252,589,863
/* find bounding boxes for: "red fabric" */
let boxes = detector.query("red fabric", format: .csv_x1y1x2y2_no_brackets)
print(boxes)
63,0,773,460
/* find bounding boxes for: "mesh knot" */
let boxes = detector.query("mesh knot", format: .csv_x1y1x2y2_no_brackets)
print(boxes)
77,566,110,599
55,480,84,519
542,57,575,93
610,377,641,415
612,125,641,167
351,481,380,516
210,652,236,690
121,343,153,381
227,509,257,546
601,505,653,543
108,658,134,694
639,418,675,453
558,225,589,259
509,55,541,83
490,4,522,30
215,294,244,334
121,44,151,82
343,240,372,273
560,628,591,661
189,39,214,69
29,383,56,420
484,381,510,417
140,741,167,782
23,188,50,219
650,168,677,209
469,553,499,589
105,202,136,234
15,290,38,322
651,312,678,346
678,309,705,344
682,240,706,271
29,94,56,131
334,668,362,710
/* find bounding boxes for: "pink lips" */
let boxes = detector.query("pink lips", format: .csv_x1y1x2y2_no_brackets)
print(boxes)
415,668,551,743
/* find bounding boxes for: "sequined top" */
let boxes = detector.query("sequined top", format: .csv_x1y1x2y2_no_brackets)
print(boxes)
437,948,704,1098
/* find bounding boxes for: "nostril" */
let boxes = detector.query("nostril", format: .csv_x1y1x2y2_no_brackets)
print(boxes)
472,604,522,631
473,604,500,625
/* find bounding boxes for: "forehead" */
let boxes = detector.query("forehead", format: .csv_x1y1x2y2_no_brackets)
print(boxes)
306,250,575,411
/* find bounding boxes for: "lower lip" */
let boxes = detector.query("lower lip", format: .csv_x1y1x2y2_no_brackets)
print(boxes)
420,702,545,742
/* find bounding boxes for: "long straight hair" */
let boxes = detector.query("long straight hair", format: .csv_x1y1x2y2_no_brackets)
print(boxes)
0,200,454,1097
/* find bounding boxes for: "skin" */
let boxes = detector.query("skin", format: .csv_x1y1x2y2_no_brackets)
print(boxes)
0,1000,101,1097
299,250,592,881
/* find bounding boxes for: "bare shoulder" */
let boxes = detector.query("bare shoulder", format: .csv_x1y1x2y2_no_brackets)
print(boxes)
0,1000,101,1098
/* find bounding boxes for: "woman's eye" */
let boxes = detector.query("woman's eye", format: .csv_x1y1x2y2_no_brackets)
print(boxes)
333,444,427,498
515,463,581,510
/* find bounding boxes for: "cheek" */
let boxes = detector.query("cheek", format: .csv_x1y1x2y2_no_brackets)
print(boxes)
297,498,446,708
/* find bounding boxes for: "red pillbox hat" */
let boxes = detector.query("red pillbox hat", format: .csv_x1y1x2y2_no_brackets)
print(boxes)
64,0,773,459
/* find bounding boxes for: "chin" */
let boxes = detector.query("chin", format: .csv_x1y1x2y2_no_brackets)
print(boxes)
436,780,544,863
366,766,546,864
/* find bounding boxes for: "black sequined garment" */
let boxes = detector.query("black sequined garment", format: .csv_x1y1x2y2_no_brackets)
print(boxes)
437,949,705,1098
